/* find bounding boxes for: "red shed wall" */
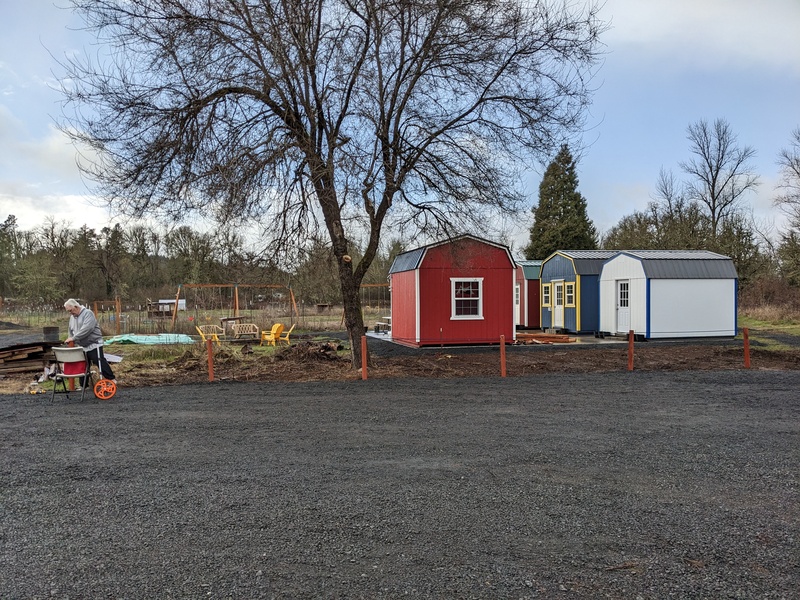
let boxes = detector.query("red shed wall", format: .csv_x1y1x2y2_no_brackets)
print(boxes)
390,270,418,346
417,239,514,346
526,280,541,328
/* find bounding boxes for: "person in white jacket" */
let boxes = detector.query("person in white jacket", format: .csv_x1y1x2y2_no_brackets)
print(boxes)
64,298,116,383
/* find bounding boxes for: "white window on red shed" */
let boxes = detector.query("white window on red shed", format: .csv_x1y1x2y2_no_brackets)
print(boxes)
451,278,484,319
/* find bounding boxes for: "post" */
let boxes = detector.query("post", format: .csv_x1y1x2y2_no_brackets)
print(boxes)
743,327,751,369
206,339,215,382
500,334,507,377
361,335,368,380
627,330,634,371
115,296,122,335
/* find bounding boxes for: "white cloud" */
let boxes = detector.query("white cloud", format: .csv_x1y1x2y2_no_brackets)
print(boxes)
0,107,86,190
0,192,113,232
603,0,800,74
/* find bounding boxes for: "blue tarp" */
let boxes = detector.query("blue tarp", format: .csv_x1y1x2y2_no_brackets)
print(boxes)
105,333,195,345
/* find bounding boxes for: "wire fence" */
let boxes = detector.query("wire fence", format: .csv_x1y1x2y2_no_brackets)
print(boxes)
1,304,389,339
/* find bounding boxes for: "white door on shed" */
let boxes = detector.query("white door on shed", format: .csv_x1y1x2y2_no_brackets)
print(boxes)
616,280,630,333
553,281,565,328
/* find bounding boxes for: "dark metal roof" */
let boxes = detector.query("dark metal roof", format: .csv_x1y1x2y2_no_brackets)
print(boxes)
543,250,619,275
558,250,619,260
547,250,617,275
516,259,542,280
617,250,738,279
388,234,514,274
388,247,426,274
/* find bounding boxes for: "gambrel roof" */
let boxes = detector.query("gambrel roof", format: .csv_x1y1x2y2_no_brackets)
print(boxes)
617,250,738,279
544,250,618,275
388,235,514,274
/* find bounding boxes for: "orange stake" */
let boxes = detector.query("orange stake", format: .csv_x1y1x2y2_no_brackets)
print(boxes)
743,327,751,369
500,334,507,377
627,330,634,371
206,339,214,382
361,335,368,380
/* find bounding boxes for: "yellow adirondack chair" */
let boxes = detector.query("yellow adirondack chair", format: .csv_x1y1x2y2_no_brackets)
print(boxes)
196,325,224,346
260,323,284,346
278,324,295,346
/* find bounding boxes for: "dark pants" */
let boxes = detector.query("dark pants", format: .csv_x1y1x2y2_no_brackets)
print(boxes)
85,347,115,381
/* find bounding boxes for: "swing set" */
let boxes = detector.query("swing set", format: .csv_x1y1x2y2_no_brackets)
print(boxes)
170,283,299,332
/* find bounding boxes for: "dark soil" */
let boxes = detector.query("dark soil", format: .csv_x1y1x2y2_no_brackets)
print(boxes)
1,370,798,598
3,329,800,394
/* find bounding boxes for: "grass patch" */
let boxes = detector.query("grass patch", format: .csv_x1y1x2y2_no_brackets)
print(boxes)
738,315,800,351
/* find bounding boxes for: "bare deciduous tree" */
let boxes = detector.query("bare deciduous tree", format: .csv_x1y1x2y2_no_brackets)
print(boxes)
680,118,759,238
775,127,800,227
60,0,605,367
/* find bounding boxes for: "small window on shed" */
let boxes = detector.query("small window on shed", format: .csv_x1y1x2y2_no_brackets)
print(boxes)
565,282,575,307
451,278,483,320
542,283,551,307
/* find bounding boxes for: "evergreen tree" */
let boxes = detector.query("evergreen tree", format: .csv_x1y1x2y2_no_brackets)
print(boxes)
524,145,597,259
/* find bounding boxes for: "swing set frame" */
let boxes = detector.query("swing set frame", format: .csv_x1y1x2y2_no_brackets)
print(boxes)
170,283,299,330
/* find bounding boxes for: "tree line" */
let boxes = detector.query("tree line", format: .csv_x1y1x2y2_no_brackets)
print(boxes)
0,218,401,309
4,118,798,311
4,119,798,310
524,119,800,296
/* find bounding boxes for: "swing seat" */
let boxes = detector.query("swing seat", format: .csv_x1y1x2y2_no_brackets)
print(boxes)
196,325,224,345
260,323,284,346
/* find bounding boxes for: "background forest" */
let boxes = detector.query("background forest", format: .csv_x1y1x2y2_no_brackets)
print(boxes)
0,217,400,311
2,121,799,318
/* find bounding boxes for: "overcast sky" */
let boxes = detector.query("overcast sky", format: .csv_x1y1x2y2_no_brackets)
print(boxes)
1,0,798,252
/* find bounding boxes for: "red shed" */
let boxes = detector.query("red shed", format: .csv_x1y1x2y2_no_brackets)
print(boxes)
515,259,542,329
388,235,516,347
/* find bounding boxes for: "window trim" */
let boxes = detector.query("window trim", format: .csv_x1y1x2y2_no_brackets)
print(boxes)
565,282,576,307
450,277,484,320
542,283,552,307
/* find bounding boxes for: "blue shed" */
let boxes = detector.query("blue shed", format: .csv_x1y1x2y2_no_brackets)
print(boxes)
539,250,617,333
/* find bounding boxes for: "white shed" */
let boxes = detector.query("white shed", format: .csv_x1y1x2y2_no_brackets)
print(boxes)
599,250,738,339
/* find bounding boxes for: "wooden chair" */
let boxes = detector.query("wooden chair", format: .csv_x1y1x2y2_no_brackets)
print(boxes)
278,324,295,346
260,323,284,346
196,325,224,346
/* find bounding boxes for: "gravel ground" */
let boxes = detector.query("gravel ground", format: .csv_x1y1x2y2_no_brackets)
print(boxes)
2,370,798,599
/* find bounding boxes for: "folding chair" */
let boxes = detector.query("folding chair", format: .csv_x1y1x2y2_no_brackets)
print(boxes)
51,346,94,402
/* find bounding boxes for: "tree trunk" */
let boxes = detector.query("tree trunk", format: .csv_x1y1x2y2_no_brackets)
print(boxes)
338,259,366,370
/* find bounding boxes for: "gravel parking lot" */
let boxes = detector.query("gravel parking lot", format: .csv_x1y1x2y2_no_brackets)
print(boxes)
2,370,798,599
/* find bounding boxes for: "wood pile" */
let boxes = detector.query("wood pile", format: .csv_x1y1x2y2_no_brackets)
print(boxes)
515,332,576,345
0,343,56,376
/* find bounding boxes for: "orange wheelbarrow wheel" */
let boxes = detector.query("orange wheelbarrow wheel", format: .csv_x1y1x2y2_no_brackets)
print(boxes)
93,378,117,400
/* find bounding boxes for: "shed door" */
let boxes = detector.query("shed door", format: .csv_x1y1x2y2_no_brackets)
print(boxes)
616,280,630,333
553,282,565,328
515,283,521,326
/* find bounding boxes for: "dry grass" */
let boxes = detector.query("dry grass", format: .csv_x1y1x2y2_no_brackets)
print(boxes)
740,304,800,326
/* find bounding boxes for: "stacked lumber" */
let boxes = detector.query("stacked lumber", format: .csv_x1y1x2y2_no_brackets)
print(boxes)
516,332,576,344
0,343,54,376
